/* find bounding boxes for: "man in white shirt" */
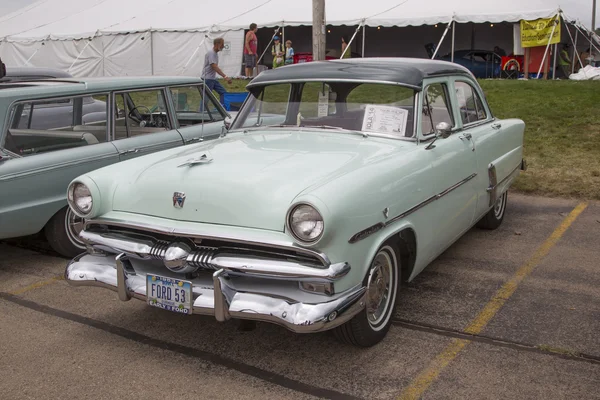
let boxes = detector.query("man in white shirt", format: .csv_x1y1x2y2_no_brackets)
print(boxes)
201,38,232,106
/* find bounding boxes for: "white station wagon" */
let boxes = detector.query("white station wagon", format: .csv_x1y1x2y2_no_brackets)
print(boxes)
65,58,526,347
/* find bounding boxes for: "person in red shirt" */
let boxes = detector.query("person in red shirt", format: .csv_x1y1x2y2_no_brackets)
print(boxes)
244,23,258,77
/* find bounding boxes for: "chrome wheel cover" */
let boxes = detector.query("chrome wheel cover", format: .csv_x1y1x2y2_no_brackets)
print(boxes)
65,208,86,248
494,192,506,219
366,247,394,330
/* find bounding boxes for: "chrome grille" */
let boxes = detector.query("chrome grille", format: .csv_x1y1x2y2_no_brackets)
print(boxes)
188,246,218,270
149,240,169,259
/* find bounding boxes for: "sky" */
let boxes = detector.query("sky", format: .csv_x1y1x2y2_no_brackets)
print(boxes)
1,0,599,33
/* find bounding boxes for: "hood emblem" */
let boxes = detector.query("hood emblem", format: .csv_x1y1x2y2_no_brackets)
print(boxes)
173,192,186,208
178,153,213,167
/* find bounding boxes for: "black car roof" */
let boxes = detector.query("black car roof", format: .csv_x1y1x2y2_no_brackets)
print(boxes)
1,67,73,83
246,57,474,90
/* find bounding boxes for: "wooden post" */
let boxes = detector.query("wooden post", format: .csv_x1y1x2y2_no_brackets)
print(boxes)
312,0,326,61
524,47,530,79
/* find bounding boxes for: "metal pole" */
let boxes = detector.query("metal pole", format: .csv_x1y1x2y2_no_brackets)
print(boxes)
451,21,455,63
593,0,597,31
552,43,557,79
150,30,154,75
362,19,366,57
536,15,559,79
312,0,326,61
340,22,361,59
432,19,453,59
572,28,578,73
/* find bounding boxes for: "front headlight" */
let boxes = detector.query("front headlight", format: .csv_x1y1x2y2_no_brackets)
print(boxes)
68,182,93,217
287,203,324,244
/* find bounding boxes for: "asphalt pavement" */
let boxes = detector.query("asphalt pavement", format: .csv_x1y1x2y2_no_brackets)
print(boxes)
1,192,598,400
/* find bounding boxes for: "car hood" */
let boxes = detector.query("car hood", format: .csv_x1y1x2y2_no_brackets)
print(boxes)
111,130,409,231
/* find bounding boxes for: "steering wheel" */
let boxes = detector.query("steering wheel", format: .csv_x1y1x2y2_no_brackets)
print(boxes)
128,105,154,127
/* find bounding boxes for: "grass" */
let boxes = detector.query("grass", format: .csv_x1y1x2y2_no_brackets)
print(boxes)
219,78,600,200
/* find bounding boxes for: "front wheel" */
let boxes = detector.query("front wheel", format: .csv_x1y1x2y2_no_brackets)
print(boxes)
333,240,400,347
45,206,87,258
476,191,508,230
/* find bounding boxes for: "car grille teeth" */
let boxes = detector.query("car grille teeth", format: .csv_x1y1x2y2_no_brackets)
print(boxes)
150,241,169,260
189,247,218,270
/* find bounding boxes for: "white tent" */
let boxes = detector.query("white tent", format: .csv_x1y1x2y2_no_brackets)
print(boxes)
0,0,598,77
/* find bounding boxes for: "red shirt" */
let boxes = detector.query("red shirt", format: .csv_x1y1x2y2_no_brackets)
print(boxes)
245,31,257,55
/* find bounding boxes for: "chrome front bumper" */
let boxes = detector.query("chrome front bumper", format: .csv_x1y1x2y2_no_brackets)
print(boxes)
65,253,367,333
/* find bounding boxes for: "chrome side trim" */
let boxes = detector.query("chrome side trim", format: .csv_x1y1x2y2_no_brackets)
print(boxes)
84,218,331,266
348,173,478,243
487,163,521,207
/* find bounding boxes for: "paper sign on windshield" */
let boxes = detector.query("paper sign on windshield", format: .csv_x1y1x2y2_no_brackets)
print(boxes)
361,105,408,136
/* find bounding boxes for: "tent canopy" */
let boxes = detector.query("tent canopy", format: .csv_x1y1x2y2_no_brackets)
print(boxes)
0,0,595,41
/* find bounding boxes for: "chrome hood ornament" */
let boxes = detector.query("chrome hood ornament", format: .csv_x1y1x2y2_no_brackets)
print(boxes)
173,192,186,208
178,153,213,167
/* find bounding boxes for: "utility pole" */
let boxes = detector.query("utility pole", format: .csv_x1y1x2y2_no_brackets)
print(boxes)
593,0,597,31
312,0,326,61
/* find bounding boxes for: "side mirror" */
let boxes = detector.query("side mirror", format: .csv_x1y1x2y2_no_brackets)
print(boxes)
224,115,232,130
435,122,452,139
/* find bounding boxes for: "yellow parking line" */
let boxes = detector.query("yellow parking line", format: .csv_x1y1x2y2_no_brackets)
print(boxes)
9,276,64,296
399,201,588,400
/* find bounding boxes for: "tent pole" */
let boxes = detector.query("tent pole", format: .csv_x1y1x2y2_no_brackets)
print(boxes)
572,23,600,55
341,22,362,59
552,43,557,79
572,27,578,73
536,14,559,79
451,20,455,63
432,19,453,59
565,21,587,77
257,27,279,66
362,19,366,57
150,30,154,75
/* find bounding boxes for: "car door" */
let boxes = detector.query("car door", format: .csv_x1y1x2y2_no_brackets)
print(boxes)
0,93,119,240
167,84,229,145
420,79,478,264
453,79,524,220
110,87,184,162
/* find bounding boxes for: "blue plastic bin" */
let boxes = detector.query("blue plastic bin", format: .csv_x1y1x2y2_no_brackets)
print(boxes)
223,92,249,111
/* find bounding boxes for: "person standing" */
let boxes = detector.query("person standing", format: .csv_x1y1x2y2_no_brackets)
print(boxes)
285,40,295,65
271,36,284,68
558,43,572,78
201,37,232,106
244,23,258,77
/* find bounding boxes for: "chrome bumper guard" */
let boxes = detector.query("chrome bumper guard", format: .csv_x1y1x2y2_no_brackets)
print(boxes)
66,251,366,333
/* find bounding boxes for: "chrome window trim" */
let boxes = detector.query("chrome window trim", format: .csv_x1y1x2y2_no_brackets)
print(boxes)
84,218,332,267
167,83,229,125
111,86,172,140
420,81,456,138
348,173,478,243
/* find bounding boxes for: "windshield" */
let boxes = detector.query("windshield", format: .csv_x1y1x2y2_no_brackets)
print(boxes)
231,81,417,138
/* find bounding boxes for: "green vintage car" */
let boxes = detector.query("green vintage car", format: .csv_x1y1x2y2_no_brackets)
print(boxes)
65,58,526,347
0,76,230,257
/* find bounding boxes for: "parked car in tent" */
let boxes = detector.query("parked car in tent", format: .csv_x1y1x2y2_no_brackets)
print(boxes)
0,76,231,258
437,49,503,79
64,58,526,347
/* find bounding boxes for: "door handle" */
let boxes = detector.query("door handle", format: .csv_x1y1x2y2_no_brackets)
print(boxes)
459,132,472,140
119,148,139,155
185,137,203,144
491,122,502,130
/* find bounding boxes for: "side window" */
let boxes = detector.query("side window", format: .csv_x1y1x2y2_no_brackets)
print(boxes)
421,83,453,136
168,85,224,128
237,84,290,128
455,82,487,125
3,94,108,157
113,89,171,140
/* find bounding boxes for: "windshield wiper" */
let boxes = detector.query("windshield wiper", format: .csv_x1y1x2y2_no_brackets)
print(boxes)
304,125,369,138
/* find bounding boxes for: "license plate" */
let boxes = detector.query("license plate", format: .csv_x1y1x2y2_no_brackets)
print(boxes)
146,274,193,315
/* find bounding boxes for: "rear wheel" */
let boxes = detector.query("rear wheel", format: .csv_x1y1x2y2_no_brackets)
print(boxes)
333,240,400,347
45,206,86,258
476,191,508,230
